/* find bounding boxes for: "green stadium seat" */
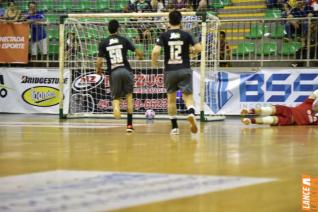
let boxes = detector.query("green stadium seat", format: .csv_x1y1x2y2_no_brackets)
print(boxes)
96,0,111,12
246,24,269,39
279,41,302,56
264,9,282,19
46,15,58,23
270,24,285,38
211,0,225,9
74,2,92,12
246,24,264,39
223,0,231,6
111,1,126,12
49,44,59,55
48,28,59,40
232,42,255,56
256,42,278,56
87,44,98,57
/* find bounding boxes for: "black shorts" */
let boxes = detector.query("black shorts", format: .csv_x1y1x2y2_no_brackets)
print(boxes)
165,68,193,94
110,68,134,99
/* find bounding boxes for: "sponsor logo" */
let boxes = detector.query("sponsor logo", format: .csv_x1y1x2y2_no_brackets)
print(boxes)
21,76,68,84
72,73,103,92
0,75,8,98
22,86,60,107
0,75,14,98
302,175,318,211
170,32,180,39
109,38,119,45
239,73,318,103
207,72,318,113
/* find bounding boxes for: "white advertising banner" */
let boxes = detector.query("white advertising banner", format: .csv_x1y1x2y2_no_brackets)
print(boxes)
193,68,318,115
0,68,70,114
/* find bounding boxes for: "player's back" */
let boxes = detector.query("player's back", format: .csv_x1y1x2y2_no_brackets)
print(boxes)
99,34,135,73
158,29,195,71
291,98,318,125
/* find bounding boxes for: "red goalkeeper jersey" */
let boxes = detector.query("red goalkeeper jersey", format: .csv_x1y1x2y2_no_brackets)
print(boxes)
291,98,318,125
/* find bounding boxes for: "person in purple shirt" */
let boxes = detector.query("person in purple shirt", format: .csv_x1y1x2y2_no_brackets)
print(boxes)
24,1,47,60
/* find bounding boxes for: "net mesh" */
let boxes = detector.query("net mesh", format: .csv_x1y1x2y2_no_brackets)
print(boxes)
62,13,219,118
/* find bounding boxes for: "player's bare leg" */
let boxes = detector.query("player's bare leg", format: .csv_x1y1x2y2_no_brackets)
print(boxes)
242,116,279,125
168,92,179,135
126,93,134,132
112,99,121,119
183,93,198,134
241,106,277,116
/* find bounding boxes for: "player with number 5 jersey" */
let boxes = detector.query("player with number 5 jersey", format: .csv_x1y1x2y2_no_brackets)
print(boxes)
151,10,202,135
96,19,144,132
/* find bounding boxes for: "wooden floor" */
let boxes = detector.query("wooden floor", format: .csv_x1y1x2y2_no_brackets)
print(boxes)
0,114,317,212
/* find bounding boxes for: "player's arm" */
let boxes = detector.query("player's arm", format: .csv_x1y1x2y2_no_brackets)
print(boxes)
96,57,104,75
309,89,318,100
135,48,144,60
151,45,161,68
191,43,202,55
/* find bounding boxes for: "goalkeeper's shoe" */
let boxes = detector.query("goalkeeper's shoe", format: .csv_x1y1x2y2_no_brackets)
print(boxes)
113,107,121,119
126,125,134,133
187,114,198,134
241,118,252,125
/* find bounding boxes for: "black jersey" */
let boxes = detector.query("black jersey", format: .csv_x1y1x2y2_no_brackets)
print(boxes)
98,34,135,73
156,29,197,71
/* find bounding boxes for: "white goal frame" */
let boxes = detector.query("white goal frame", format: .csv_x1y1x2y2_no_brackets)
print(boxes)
58,12,224,121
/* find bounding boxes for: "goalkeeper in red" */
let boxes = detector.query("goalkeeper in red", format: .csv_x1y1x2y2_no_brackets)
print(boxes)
241,89,318,126
151,10,202,135
96,19,143,132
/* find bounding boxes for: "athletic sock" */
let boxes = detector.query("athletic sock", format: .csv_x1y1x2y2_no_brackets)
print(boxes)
171,118,178,129
127,113,133,126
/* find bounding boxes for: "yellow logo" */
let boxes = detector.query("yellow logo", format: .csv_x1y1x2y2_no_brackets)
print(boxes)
22,86,60,107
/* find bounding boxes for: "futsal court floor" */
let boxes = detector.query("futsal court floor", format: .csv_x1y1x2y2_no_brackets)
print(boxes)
0,113,317,212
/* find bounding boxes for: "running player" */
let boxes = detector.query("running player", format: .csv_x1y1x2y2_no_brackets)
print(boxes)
241,89,318,126
96,19,144,132
151,10,202,135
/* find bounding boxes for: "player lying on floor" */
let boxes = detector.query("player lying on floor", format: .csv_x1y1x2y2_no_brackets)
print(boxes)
241,89,318,126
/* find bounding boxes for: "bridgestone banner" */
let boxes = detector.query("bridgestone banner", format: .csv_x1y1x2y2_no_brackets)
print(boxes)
0,68,70,114
0,23,29,64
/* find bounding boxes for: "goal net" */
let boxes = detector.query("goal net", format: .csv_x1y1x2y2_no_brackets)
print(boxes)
59,12,223,120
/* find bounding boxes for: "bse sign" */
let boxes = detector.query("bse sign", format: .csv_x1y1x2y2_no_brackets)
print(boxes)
240,73,318,103
204,70,318,115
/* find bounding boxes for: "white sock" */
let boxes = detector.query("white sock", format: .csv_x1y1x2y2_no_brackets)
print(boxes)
260,116,276,124
260,107,273,116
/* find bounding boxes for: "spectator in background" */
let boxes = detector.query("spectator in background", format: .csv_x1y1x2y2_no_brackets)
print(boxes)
219,31,231,67
23,1,47,61
0,2,5,19
3,0,21,22
168,0,192,11
283,0,313,40
294,21,318,67
133,0,153,45
151,0,165,12
135,0,152,12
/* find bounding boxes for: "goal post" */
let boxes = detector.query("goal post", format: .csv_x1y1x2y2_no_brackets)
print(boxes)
58,12,224,121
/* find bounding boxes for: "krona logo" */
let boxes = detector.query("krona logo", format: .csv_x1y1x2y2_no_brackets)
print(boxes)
0,75,8,98
170,33,180,39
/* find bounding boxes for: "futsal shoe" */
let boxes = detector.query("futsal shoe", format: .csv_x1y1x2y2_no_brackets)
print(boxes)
241,118,252,125
126,125,134,133
170,128,180,135
240,109,250,115
113,107,121,119
240,109,255,115
187,114,198,134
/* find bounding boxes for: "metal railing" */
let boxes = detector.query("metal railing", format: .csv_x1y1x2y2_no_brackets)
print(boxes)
1,17,317,68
